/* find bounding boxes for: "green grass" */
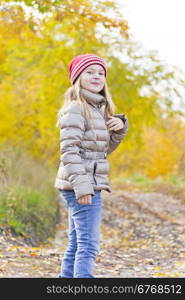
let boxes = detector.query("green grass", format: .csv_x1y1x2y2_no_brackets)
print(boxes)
111,173,185,204
111,172,185,187
0,185,59,243
0,144,59,244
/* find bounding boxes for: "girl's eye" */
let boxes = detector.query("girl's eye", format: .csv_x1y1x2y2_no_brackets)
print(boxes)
87,71,104,75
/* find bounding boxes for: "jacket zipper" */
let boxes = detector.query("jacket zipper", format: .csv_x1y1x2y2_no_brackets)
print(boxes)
93,161,97,185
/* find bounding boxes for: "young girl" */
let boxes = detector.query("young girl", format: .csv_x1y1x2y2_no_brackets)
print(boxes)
54,53,129,278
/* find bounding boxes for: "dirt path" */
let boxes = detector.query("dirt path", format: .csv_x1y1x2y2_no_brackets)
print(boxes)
0,188,185,278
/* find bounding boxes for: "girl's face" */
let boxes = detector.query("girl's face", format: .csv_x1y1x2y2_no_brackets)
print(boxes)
80,64,106,93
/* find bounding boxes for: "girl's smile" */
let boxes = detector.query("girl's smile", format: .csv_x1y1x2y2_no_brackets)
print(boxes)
91,82,101,86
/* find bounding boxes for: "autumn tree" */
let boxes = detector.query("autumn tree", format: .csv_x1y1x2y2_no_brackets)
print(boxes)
0,0,185,179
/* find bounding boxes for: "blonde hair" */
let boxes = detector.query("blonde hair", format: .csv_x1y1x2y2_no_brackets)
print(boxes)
56,75,116,128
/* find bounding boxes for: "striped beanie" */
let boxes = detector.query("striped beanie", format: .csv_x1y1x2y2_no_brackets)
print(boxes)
69,53,107,84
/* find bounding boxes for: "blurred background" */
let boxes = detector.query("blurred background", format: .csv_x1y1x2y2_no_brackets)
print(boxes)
0,0,185,243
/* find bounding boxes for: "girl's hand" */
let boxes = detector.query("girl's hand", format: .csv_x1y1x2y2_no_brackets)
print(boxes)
78,194,92,204
106,116,124,131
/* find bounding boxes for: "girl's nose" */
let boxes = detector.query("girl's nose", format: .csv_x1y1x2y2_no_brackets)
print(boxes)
93,74,101,79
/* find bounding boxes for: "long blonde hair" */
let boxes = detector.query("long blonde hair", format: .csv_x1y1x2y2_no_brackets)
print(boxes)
56,76,116,128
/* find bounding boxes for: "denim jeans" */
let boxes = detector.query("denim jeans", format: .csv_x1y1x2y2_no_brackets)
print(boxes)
58,189,102,278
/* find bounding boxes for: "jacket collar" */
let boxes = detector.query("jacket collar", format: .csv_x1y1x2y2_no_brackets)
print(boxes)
80,88,106,109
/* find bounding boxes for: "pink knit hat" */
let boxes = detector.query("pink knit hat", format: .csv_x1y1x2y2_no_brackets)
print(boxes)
69,53,107,84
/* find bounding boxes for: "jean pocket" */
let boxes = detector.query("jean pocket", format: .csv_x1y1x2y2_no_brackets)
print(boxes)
90,191,102,206
59,190,75,207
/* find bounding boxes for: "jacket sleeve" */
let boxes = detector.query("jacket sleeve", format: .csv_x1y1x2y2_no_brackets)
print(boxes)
58,102,95,199
107,114,129,155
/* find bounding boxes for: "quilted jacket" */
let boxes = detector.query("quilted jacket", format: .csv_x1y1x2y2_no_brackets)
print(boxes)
54,88,129,199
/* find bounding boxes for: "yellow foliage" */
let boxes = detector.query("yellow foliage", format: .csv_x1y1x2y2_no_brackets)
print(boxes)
142,118,185,178
0,2,185,181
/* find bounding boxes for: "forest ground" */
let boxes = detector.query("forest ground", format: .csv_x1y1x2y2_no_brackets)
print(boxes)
0,183,185,278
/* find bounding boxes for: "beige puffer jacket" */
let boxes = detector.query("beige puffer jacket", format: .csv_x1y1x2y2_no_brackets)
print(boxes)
54,88,129,199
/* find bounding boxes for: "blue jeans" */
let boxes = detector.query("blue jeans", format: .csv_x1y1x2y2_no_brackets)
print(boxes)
58,190,102,278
